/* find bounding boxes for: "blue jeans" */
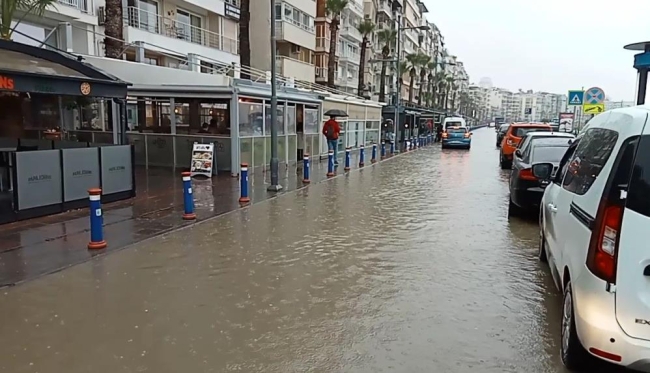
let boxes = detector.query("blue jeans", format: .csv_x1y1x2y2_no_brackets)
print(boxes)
327,139,339,164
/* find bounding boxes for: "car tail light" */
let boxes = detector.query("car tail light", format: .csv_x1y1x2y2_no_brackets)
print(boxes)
464,133,470,138
586,199,623,284
506,138,515,146
442,133,448,138
519,168,537,181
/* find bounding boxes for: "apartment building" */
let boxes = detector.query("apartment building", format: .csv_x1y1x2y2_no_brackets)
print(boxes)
249,0,316,82
10,0,241,69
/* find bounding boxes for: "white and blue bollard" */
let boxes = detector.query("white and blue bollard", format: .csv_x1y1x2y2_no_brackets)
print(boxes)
371,143,377,164
327,149,335,177
181,171,197,219
239,163,250,204
359,145,365,167
87,188,107,250
344,147,351,171
381,141,386,159
302,154,310,183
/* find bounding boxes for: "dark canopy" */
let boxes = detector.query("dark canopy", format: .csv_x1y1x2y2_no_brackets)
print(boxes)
0,39,128,98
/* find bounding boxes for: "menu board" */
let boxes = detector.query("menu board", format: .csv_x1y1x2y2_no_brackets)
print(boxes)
190,143,215,177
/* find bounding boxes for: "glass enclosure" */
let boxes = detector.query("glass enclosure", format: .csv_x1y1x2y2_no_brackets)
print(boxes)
320,100,382,156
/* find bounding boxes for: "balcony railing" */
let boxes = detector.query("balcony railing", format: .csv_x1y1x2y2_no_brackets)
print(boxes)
340,25,362,41
125,6,238,55
347,0,364,15
57,0,90,13
377,0,393,15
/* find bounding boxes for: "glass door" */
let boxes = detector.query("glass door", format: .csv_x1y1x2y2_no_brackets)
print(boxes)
176,9,202,44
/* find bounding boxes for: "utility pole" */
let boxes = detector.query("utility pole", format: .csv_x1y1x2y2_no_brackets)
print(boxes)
267,0,282,192
393,12,402,152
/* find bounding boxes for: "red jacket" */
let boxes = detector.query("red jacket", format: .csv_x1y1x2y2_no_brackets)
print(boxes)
322,119,341,140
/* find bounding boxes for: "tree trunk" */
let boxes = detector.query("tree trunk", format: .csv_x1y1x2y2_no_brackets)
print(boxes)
378,61,387,102
104,0,124,58
408,73,415,103
239,0,251,79
357,37,367,97
417,73,425,106
327,18,339,88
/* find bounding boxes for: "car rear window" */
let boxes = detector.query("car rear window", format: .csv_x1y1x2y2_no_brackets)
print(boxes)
513,127,551,137
531,145,569,163
561,128,619,195
445,121,463,127
447,128,467,133
499,125,510,133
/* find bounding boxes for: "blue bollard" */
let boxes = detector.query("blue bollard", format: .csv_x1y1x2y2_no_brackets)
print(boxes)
381,141,386,159
87,188,107,250
302,154,310,183
181,171,197,219
371,143,377,164
344,147,351,171
359,145,365,167
327,149,335,177
239,163,250,203
390,141,395,155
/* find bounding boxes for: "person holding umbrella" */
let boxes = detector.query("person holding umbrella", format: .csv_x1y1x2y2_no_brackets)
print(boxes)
322,109,347,166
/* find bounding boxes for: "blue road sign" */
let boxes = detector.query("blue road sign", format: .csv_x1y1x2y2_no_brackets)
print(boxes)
568,90,584,106
584,87,605,105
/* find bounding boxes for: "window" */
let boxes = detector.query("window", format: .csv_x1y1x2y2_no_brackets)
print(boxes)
177,9,202,44
531,145,570,163
625,136,650,216
284,5,292,19
281,3,314,32
555,140,578,185
274,4,281,19
513,126,551,137
562,128,619,195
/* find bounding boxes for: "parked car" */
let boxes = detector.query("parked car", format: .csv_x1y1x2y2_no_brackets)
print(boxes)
496,123,510,147
515,131,575,157
441,127,471,149
535,106,650,371
499,123,552,169
508,136,573,216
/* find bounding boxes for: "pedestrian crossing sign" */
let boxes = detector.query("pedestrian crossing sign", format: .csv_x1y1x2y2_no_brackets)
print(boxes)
568,90,584,106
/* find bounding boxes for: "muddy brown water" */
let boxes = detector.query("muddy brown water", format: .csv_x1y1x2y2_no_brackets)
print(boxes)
0,129,628,372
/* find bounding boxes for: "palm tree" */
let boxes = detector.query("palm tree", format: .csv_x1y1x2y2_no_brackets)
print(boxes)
443,76,455,111
426,61,436,107
417,53,431,106
398,60,408,105
239,0,251,79
1,0,56,40
356,19,375,97
325,0,349,88
103,0,124,58
376,28,396,103
405,53,420,104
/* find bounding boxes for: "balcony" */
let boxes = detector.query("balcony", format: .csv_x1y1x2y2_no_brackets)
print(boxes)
276,56,315,83
347,0,364,17
46,0,97,24
340,25,362,42
377,0,393,16
124,6,239,64
275,20,316,51
316,36,330,52
315,67,343,85
338,50,360,64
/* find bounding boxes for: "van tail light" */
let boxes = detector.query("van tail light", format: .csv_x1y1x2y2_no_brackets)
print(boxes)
464,133,470,138
519,168,537,181
506,138,515,146
586,199,623,284
442,133,448,138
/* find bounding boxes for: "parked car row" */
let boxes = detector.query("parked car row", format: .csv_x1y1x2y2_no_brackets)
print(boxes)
505,107,650,372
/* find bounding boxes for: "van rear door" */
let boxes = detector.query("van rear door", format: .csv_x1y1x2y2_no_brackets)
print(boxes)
615,112,650,341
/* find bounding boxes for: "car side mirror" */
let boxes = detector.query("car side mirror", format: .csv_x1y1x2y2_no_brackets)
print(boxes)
532,163,553,180
514,149,522,158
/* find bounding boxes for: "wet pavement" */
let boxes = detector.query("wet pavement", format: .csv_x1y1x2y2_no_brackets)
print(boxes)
0,129,628,372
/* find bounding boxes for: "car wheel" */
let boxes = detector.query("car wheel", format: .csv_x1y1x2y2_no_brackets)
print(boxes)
538,230,548,263
508,197,519,218
561,282,591,371
500,155,509,169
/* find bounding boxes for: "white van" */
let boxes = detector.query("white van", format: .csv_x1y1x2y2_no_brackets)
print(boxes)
443,117,467,131
535,105,650,371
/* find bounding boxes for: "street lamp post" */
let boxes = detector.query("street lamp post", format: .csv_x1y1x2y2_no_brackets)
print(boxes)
624,41,650,105
267,0,282,192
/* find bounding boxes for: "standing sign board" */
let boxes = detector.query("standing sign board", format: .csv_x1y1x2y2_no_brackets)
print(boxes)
583,87,605,115
568,90,585,106
559,113,575,133
190,143,215,177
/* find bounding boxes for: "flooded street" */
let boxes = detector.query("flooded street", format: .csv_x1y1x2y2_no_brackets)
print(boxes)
0,128,625,372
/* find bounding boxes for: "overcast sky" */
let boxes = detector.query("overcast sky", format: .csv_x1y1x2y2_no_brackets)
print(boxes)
423,0,650,100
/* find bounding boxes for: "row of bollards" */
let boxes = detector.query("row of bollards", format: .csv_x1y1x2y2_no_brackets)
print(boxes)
86,136,436,250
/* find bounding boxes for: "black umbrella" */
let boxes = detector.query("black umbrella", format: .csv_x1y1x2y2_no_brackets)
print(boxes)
324,109,348,117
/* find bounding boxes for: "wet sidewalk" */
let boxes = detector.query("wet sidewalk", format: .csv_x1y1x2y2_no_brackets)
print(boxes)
0,148,405,287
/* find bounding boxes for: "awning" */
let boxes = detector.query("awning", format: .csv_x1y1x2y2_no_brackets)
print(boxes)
0,39,128,98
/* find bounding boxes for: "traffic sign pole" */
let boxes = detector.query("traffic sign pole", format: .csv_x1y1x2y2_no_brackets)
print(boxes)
625,42,650,105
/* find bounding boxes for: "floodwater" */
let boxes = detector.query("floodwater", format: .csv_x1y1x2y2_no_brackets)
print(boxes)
0,129,627,372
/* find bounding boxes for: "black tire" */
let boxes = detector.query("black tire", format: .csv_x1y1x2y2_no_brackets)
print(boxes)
501,156,511,170
538,230,548,263
508,197,519,218
561,282,592,371
466,146,471,150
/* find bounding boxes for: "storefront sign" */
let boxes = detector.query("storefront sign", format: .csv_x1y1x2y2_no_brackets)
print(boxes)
190,143,215,177
15,150,63,210
100,145,133,195
559,113,575,133
225,3,240,20
0,75,15,90
62,148,100,202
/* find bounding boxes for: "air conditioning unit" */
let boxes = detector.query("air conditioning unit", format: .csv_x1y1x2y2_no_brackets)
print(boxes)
291,45,301,54
98,6,106,25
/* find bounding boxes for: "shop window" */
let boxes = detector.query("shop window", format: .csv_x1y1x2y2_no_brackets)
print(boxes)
238,100,263,137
